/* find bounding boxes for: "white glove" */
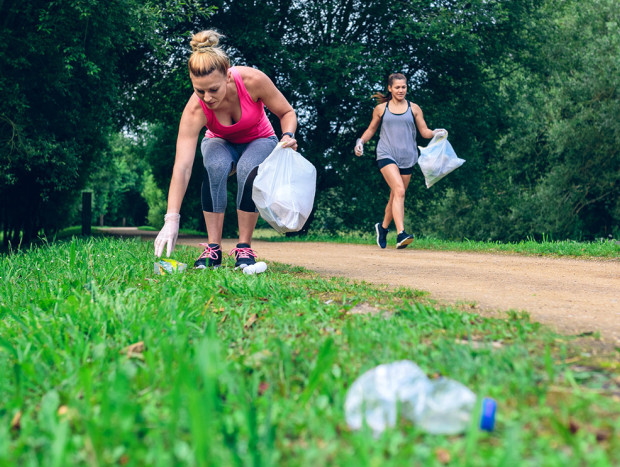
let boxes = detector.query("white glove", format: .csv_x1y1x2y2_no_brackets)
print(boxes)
433,128,448,138
154,213,180,257
354,138,364,156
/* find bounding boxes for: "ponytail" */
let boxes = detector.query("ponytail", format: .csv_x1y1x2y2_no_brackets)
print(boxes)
371,92,389,104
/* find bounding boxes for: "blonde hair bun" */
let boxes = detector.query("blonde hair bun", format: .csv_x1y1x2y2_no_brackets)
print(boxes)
187,29,230,76
190,30,222,53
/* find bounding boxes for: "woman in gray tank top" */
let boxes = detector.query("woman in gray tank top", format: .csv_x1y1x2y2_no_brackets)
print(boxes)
354,73,446,249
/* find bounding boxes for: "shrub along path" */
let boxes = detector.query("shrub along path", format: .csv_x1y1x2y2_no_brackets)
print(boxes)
103,228,620,349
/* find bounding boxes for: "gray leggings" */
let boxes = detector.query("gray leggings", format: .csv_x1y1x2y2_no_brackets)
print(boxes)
200,136,278,213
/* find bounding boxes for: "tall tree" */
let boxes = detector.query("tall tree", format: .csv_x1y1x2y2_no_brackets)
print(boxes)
201,0,540,233
425,0,619,241
0,0,213,245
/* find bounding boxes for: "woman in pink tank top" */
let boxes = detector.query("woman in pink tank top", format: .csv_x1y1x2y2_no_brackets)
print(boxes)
154,30,298,272
198,66,275,144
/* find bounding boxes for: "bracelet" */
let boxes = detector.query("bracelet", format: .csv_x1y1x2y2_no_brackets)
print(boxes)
281,131,295,139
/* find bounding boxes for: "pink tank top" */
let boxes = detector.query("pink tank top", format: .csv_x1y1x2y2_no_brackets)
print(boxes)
197,67,275,144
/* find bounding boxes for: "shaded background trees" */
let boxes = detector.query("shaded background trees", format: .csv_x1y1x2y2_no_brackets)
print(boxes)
425,0,620,241
0,0,147,244
0,0,213,245
1,0,618,246
198,0,545,235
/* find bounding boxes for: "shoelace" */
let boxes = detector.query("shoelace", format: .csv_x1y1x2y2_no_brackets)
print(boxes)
229,247,257,260
197,243,221,261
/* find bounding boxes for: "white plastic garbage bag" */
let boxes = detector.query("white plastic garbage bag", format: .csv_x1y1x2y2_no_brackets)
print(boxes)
252,143,317,233
418,132,465,188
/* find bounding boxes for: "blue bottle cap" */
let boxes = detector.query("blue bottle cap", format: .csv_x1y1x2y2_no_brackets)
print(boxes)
479,397,496,431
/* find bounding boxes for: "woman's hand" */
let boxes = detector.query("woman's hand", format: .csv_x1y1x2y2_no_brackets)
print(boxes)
154,213,180,257
354,138,364,156
432,128,447,138
280,133,298,150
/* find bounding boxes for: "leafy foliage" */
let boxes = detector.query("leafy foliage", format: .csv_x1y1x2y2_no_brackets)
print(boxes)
89,133,150,227
199,0,542,235
0,0,139,243
2,0,617,244
425,0,620,240
0,0,213,245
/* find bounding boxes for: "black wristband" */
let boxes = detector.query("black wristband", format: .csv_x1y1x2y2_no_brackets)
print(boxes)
281,131,295,139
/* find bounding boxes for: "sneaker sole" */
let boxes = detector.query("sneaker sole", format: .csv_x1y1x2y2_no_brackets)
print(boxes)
396,237,414,249
194,264,221,270
243,262,267,275
375,223,386,249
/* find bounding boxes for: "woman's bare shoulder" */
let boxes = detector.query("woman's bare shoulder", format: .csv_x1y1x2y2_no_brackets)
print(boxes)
235,66,267,84
182,93,202,113
373,102,388,115
234,66,274,101
180,94,207,127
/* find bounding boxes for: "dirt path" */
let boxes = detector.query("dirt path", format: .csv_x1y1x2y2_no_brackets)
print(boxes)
103,228,620,348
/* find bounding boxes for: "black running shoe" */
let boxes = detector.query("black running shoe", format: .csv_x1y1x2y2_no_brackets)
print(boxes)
375,222,389,249
229,243,257,269
396,231,414,249
194,243,222,269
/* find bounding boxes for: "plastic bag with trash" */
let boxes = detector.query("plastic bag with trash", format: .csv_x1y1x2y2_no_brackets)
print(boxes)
252,143,317,233
344,360,496,436
417,132,465,188
154,258,187,275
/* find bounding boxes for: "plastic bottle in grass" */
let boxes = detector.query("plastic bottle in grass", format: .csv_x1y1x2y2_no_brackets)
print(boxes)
344,360,496,435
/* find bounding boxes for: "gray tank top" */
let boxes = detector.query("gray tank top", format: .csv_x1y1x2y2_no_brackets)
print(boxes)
376,101,418,168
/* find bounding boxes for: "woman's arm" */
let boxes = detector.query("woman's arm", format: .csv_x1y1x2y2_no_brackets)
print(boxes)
411,103,436,139
354,104,385,156
154,95,206,257
166,97,207,214
359,104,385,143
240,67,298,150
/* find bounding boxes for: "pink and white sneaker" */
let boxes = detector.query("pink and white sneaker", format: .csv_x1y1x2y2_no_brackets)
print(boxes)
194,243,222,269
229,243,257,270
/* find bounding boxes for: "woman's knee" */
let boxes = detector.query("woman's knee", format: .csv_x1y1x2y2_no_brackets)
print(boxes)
202,138,235,173
237,137,277,170
392,187,406,199
205,158,234,178
235,157,258,179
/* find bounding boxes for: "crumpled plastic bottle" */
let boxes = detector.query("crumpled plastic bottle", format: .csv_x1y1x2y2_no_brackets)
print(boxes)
344,360,496,436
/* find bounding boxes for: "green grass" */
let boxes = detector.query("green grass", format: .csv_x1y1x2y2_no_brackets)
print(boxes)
254,229,620,259
0,237,618,465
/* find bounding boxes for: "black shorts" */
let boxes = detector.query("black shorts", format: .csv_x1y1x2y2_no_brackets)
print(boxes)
377,158,414,175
